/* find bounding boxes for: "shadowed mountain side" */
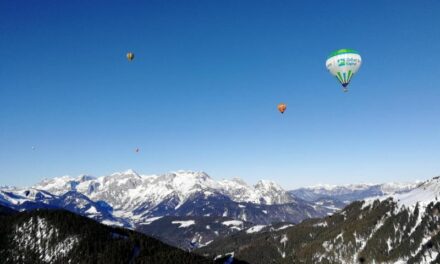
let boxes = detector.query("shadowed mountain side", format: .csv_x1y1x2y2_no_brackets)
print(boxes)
0,209,249,264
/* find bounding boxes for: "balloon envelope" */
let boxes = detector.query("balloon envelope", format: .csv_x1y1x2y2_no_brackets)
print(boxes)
326,49,362,90
277,103,287,114
126,52,134,61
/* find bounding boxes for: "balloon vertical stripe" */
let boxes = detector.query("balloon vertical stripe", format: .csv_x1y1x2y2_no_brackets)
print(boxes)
337,72,344,84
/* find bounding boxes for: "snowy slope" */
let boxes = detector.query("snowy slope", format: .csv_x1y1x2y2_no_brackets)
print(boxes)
363,176,439,210
395,177,439,207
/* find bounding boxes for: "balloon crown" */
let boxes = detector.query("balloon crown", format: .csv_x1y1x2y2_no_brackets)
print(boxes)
327,49,359,58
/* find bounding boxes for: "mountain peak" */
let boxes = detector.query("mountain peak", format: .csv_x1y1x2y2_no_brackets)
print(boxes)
254,180,284,191
173,170,210,177
76,174,95,182
162,171,213,183
230,177,248,186
124,169,138,175
110,169,141,178
253,180,291,205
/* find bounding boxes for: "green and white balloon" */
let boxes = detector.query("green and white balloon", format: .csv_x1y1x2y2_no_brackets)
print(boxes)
326,49,362,92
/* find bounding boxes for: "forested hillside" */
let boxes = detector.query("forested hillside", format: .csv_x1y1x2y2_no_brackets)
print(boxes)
0,208,247,264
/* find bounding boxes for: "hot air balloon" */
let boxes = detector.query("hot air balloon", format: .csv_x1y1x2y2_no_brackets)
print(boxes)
278,103,287,114
135,148,140,153
326,49,362,92
126,52,134,61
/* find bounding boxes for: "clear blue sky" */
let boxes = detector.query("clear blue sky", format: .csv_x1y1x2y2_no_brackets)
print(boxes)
1,0,440,189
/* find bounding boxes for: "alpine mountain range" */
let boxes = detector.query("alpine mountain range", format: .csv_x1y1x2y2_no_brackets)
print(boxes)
0,169,419,250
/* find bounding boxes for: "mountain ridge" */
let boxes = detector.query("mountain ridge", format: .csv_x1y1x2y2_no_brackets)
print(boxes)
1,169,423,254
0,208,244,264
27,170,324,226
2,170,419,227
197,176,440,263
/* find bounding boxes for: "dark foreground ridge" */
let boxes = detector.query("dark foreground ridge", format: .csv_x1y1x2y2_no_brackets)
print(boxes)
0,206,248,264
197,198,440,264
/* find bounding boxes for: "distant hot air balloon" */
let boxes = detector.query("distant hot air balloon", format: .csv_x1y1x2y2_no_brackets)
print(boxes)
31,146,36,151
135,148,140,153
326,49,362,92
126,52,134,61
277,103,287,114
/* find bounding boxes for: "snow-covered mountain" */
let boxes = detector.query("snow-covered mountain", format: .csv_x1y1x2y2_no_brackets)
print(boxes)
2,170,420,228
2,169,433,260
0,188,127,226
28,170,324,225
367,176,439,208
34,170,294,210
219,178,293,205
199,176,440,264
290,181,418,203
0,169,341,250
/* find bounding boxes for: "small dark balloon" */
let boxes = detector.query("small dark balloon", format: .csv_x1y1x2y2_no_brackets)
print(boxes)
127,52,134,61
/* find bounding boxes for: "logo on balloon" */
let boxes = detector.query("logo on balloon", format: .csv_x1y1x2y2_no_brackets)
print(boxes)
346,58,359,66
337,58,359,67
337,59,346,66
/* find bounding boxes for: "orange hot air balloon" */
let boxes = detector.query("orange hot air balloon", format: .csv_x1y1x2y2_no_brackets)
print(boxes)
126,52,134,61
277,103,287,114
